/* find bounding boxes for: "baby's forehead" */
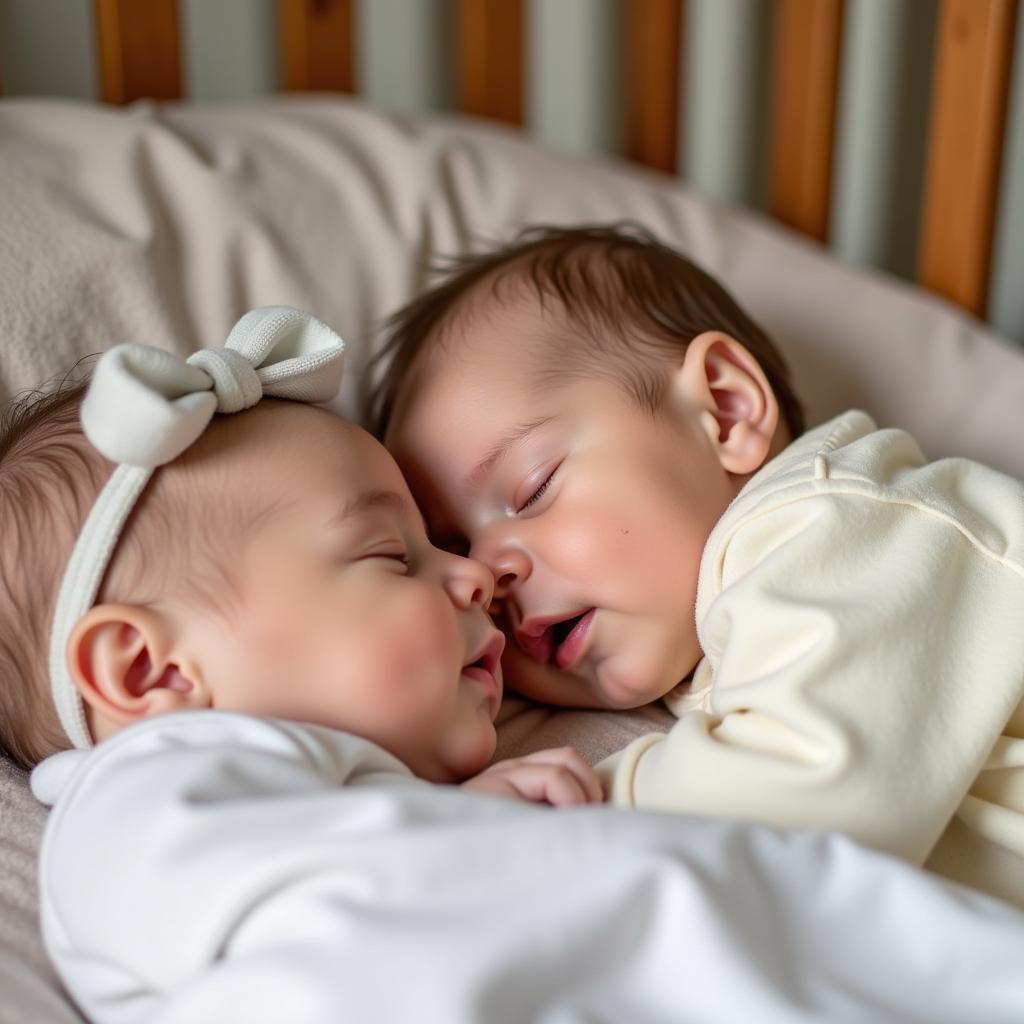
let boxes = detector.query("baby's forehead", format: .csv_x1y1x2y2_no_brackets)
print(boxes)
212,399,362,456
447,273,563,342
182,402,400,509
415,284,573,400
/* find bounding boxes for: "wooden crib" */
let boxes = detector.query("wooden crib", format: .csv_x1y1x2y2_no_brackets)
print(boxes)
3,0,1021,334
5,8,1024,1024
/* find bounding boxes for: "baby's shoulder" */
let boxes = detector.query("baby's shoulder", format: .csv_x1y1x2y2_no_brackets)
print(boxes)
735,409,1021,523
706,410,1024,584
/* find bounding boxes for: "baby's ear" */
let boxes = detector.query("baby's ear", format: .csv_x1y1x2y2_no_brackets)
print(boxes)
676,331,780,475
67,604,210,734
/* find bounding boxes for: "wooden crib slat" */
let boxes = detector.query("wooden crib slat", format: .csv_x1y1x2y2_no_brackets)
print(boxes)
456,0,523,124
917,0,1018,317
768,0,844,243
623,0,682,174
279,0,356,93
93,0,183,104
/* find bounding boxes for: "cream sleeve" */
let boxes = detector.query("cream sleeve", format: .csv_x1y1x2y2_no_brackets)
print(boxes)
598,490,1024,865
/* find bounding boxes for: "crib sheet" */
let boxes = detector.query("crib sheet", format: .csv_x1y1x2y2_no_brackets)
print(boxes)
2,96,1024,1023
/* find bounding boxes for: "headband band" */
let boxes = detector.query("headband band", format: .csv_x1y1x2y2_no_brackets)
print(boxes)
49,306,346,748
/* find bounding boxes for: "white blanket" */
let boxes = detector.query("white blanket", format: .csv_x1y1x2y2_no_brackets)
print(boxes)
32,712,1024,1024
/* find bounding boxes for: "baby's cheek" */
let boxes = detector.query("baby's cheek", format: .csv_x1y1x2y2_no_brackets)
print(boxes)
561,498,640,564
374,591,461,689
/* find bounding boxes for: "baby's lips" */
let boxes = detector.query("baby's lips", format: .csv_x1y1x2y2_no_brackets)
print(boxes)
480,631,506,677
514,610,588,665
465,630,506,677
515,629,553,664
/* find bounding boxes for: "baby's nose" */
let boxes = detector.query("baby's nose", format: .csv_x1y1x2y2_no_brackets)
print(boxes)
445,553,495,610
486,546,531,603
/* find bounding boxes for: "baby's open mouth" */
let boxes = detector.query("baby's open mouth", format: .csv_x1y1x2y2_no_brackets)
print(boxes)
550,613,586,649
515,609,595,668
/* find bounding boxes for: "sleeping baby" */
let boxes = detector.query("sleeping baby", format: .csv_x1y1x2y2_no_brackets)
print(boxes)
0,307,604,1019
376,223,1024,910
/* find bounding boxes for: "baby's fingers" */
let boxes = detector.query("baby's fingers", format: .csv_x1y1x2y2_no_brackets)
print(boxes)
537,765,597,807
515,747,604,803
506,763,594,807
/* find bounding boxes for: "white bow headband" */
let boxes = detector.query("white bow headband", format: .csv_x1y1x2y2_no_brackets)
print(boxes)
49,306,346,749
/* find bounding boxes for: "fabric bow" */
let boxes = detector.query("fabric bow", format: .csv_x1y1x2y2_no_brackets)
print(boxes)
82,306,345,467
50,307,346,749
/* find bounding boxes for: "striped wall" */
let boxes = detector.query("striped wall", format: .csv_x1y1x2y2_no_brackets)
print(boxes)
0,0,1021,346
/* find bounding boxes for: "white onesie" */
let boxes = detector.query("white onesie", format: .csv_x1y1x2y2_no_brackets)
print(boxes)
32,711,1024,1023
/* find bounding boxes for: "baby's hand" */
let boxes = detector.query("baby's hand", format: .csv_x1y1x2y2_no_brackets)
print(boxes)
462,747,604,807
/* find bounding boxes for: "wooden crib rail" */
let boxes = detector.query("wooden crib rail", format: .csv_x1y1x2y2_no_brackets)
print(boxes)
456,0,523,124
279,0,356,93
623,0,682,174
86,0,1020,321
918,0,1018,317
768,0,845,245
94,0,182,104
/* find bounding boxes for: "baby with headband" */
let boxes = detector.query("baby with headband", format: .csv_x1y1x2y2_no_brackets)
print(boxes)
0,306,604,1020
1,306,598,801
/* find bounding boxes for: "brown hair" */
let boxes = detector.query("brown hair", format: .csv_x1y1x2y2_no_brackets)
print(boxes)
369,223,804,439
0,374,103,769
0,369,270,770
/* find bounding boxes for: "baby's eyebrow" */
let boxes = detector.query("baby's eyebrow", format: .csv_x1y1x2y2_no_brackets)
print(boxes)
465,415,555,492
328,488,409,527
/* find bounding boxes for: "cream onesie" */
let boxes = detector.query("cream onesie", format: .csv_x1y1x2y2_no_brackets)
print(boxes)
599,410,1024,908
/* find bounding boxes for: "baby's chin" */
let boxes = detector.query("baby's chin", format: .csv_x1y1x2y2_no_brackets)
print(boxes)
593,681,676,711
587,662,697,710
594,647,703,709
414,730,497,785
503,659,674,711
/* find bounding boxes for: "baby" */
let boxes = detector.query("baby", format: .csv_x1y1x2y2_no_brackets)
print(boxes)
0,307,610,1020
0,306,598,804
375,223,1024,909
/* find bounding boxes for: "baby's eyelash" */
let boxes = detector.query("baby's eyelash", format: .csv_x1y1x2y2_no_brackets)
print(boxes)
519,468,557,512
364,550,410,568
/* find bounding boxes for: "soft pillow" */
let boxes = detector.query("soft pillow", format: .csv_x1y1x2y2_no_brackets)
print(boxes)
2,96,1023,1024
2,97,1023,475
